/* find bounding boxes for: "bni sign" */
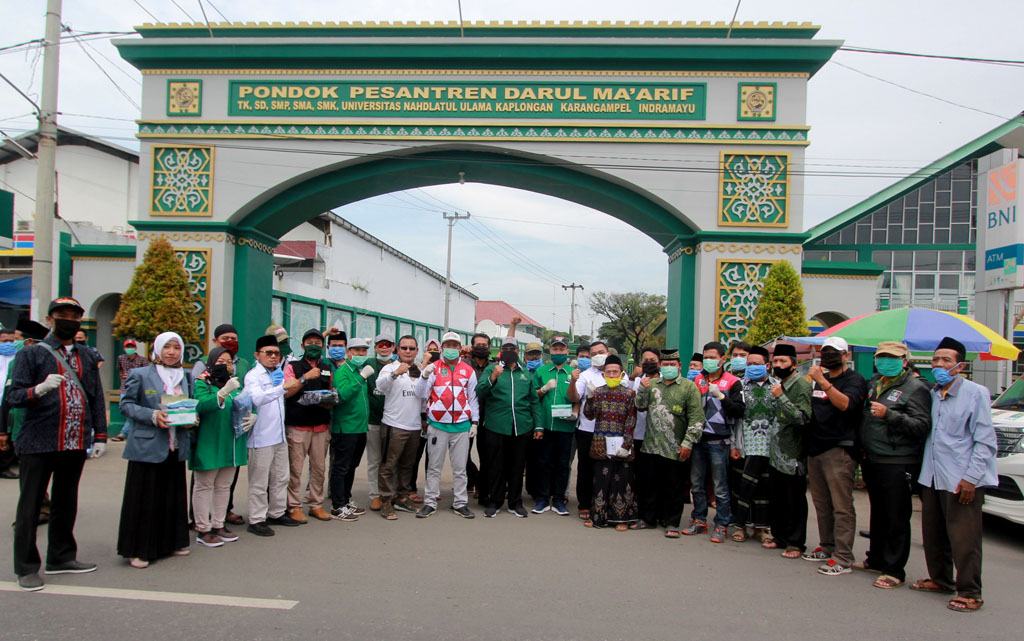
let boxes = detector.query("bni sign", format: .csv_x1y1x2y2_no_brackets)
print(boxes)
982,160,1023,291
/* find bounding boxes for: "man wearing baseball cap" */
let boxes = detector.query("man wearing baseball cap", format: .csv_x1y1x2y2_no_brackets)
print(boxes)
364,333,395,511
857,341,931,588
6,297,107,591
802,336,867,576
530,336,576,515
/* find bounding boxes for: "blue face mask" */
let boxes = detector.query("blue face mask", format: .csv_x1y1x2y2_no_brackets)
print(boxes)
686,368,701,380
933,363,962,386
526,359,542,371
328,346,346,361
730,356,747,372
744,364,768,381
576,357,591,370
269,367,284,386
0,342,16,356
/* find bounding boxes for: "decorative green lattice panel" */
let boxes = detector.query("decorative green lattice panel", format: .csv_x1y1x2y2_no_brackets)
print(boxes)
715,259,777,344
151,146,214,216
719,152,789,227
174,248,210,363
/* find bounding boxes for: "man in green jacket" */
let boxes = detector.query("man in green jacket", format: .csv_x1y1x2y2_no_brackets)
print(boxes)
769,343,813,557
329,337,375,521
530,336,576,516
858,341,932,587
476,337,544,518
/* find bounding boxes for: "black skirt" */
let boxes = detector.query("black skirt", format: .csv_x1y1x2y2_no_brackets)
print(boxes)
117,453,189,562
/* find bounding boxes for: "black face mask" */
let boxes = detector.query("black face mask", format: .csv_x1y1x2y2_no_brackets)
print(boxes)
820,352,844,370
428,351,440,363
408,363,421,379
52,318,81,341
471,346,490,359
207,363,231,388
773,365,794,380
641,361,660,376
500,351,518,367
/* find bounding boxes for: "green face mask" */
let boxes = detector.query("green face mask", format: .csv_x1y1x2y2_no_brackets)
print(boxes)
442,348,460,361
550,353,568,365
875,356,904,377
350,355,369,367
124,347,136,356
702,358,721,373
279,342,292,358
303,344,323,361
14,340,26,350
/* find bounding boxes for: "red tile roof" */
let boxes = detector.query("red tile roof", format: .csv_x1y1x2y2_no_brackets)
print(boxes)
475,300,543,327
275,240,316,259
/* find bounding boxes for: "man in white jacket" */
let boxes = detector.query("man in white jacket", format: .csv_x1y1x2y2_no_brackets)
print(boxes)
244,335,303,536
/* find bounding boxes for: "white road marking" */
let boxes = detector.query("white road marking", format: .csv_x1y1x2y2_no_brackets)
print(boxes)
0,581,298,609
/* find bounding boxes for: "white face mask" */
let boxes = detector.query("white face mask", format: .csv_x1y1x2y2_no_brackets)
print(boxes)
591,353,608,368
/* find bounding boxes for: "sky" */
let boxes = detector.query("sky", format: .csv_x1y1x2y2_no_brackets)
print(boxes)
1,0,1023,333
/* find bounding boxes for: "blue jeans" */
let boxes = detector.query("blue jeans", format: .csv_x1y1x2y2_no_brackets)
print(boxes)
690,440,732,527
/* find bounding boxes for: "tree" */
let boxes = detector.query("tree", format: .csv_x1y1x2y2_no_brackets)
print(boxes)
745,261,810,345
590,291,666,362
113,237,200,345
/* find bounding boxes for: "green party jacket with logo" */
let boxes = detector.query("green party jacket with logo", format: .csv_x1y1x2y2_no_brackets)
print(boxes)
859,369,932,464
476,361,544,437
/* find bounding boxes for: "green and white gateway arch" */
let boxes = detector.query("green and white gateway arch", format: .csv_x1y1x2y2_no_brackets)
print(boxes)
112,20,840,355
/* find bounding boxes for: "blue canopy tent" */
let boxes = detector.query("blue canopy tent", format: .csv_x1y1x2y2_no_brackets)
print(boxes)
0,276,31,306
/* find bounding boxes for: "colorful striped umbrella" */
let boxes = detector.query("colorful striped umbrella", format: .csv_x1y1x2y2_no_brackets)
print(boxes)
819,307,1020,360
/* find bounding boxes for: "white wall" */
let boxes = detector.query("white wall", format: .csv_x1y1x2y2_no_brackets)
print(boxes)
802,275,878,325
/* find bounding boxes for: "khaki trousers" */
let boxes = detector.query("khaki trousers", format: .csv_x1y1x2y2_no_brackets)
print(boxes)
807,446,858,566
248,442,289,523
286,427,330,510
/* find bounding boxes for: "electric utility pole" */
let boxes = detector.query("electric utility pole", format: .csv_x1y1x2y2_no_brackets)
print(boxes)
562,283,584,341
442,211,470,332
31,0,63,317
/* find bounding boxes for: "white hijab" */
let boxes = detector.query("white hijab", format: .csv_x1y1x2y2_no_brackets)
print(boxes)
152,331,184,394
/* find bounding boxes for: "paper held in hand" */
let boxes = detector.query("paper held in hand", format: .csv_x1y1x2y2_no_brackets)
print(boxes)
605,436,632,458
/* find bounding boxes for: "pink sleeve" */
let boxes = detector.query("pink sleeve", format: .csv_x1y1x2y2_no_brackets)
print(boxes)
283,362,297,381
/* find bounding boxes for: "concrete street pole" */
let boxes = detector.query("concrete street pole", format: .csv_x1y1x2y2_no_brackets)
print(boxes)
31,0,63,317
562,283,583,341
442,211,470,333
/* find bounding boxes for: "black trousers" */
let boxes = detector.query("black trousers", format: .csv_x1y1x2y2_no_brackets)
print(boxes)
921,484,985,598
466,436,479,490
330,432,367,508
574,430,595,511
863,461,914,580
14,450,86,577
535,430,574,502
0,444,17,472
524,436,545,500
480,429,531,509
410,434,427,491
769,467,808,552
637,453,690,528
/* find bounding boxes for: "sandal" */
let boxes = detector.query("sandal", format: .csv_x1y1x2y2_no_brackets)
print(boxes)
732,529,748,543
225,512,244,525
910,578,954,593
664,529,681,539
761,537,778,549
583,519,594,528
947,596,983,612
873,575,904,589
781,547,802,559
129,557,149,569
578,509,590,521
853,561,882,574
615,524,629,532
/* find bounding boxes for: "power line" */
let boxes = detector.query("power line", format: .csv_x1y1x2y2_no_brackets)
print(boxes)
458,222,563,287
467,216,570,283
839,45,1024,67
66,31,140,110
74,31,141,86
131,0,162,23
169,0,196,21
205,0,230,22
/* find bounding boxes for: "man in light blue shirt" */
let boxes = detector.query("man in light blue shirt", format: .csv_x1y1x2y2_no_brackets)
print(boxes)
913,336,996,612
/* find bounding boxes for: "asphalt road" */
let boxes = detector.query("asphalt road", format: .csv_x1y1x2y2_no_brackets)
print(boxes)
0,442,1021,641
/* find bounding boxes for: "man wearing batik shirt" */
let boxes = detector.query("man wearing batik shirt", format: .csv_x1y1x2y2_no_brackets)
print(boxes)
634,348,704,537
5,297,107,592
730,345,778,544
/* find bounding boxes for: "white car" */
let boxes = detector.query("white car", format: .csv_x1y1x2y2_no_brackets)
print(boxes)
986,379,1024,525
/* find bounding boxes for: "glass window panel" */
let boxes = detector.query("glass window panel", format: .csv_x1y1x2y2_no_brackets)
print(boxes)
904,190,919,207
889,200,904,221
961,273,975,295
877,272,892,291
919,202,934,222
952,180,971,202
857,224,873,244
918,224,933,243
839,226,854,244
827,233,841,244
916,251,937,270
952,163,972,179
326,308,352,335
965,252,976,271
872,229,887,243
950,224,970,243
803,251,828,261
355,314,377,341
937,191,951,207
872,251,892,268
892,251,913,270
935,207,950,228
379,318,397,341
904,209,918,228
914,274,935,298
888,225,901,242
399,322,413,340
872,211,887,229
940,251,963,271
414,326,427,348
934,228,950,244
427,327,440,343
939,274,959,298
970,227,977,244
920,181,935,202
831,250,858,261
271,297,285,328
936,172,951,191
892,272,913,296
903,229,918,244
290,301,322,356
951,201,970,223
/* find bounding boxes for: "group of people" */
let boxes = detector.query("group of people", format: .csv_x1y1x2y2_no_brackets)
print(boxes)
0,297,998,614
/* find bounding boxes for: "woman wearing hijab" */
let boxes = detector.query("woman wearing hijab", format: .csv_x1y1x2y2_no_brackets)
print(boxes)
117,332,193,568
190,347,247,548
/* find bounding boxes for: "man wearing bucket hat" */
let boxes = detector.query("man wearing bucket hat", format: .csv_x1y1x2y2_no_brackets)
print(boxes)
856,341,932,589
6,297,107,591
802,336,867,576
